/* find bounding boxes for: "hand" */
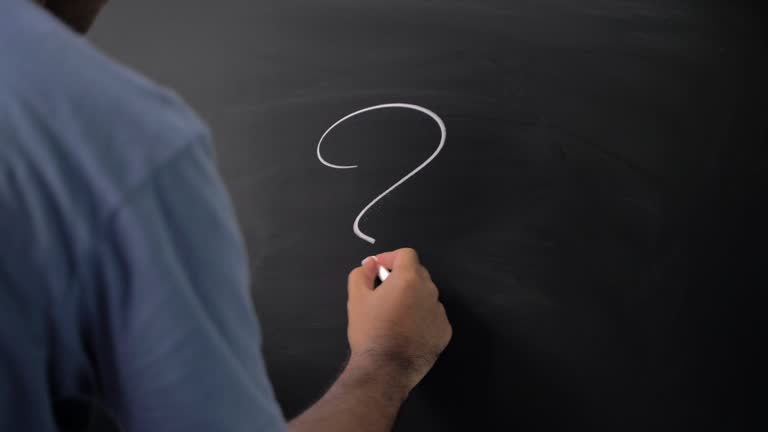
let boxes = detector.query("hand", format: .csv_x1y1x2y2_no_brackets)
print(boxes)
346,248,452,394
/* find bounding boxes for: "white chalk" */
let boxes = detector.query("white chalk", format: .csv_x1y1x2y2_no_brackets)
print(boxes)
377,264,391,282
372,256,390,281
316,103,446,244
362,256,391,282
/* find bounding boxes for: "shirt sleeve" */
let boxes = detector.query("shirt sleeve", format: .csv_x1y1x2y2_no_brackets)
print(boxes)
82,137,287,432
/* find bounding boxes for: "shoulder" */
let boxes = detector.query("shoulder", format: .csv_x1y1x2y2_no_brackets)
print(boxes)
0,0,215,285
2,2,209,159
1,0,213,204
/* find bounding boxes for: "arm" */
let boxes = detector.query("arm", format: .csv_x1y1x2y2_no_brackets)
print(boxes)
87,136,448,430
85,142,286,431
289,249,453,432
287,357,408,432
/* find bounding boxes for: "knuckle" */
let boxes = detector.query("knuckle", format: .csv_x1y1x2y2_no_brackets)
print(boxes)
399,247,419,261
347,268,361,284
440,313,453,340
420,266,432,281
429,281,439,295
439,303,449,319
401,272,421,287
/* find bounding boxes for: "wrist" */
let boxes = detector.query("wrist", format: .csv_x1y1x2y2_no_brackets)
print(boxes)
341,353,413,405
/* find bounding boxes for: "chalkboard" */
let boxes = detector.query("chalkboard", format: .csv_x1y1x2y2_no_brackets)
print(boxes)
90,1,766,430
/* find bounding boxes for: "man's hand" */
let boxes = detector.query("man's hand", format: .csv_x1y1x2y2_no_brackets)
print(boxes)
347,248,453,394
288,248,452,432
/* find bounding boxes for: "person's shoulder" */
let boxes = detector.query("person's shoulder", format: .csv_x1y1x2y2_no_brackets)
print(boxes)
0,0,215,260
0,0,209,159
0,0,212,197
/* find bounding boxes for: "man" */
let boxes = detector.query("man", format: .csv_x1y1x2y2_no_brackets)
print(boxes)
0,0,452,431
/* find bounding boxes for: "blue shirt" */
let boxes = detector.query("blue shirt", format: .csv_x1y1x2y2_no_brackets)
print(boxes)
0,1,287,430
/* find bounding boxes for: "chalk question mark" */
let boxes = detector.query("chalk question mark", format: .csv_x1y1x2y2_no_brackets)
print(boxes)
316,103,447,244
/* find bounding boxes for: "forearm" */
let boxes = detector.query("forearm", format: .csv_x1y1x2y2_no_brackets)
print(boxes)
288,356,410,432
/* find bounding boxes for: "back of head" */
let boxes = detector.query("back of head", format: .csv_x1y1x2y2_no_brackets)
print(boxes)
35,0,108,34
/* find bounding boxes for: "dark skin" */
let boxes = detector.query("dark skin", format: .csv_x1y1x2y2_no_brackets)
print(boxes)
34,0,453,429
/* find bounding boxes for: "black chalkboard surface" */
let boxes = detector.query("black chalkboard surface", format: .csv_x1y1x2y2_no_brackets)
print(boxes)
89,1,765,430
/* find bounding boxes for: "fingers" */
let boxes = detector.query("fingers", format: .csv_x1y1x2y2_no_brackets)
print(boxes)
373,250,397,269
375,248,433,289
348,258,378,298
394,248,421,271
419,266,432,281
376,248,421,272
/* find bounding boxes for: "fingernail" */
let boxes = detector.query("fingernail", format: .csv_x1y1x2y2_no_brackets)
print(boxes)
361,256,372,266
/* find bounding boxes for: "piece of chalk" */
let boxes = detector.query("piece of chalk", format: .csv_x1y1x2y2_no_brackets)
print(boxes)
362,256,390,281
377,265,390,281
372,256,390,281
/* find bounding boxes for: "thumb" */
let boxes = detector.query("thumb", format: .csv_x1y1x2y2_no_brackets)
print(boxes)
348,256,378,297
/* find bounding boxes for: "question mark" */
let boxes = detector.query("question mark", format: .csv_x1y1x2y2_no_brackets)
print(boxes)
316,103,447,244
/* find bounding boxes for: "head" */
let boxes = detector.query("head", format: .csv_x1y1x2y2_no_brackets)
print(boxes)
35,0,108,34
